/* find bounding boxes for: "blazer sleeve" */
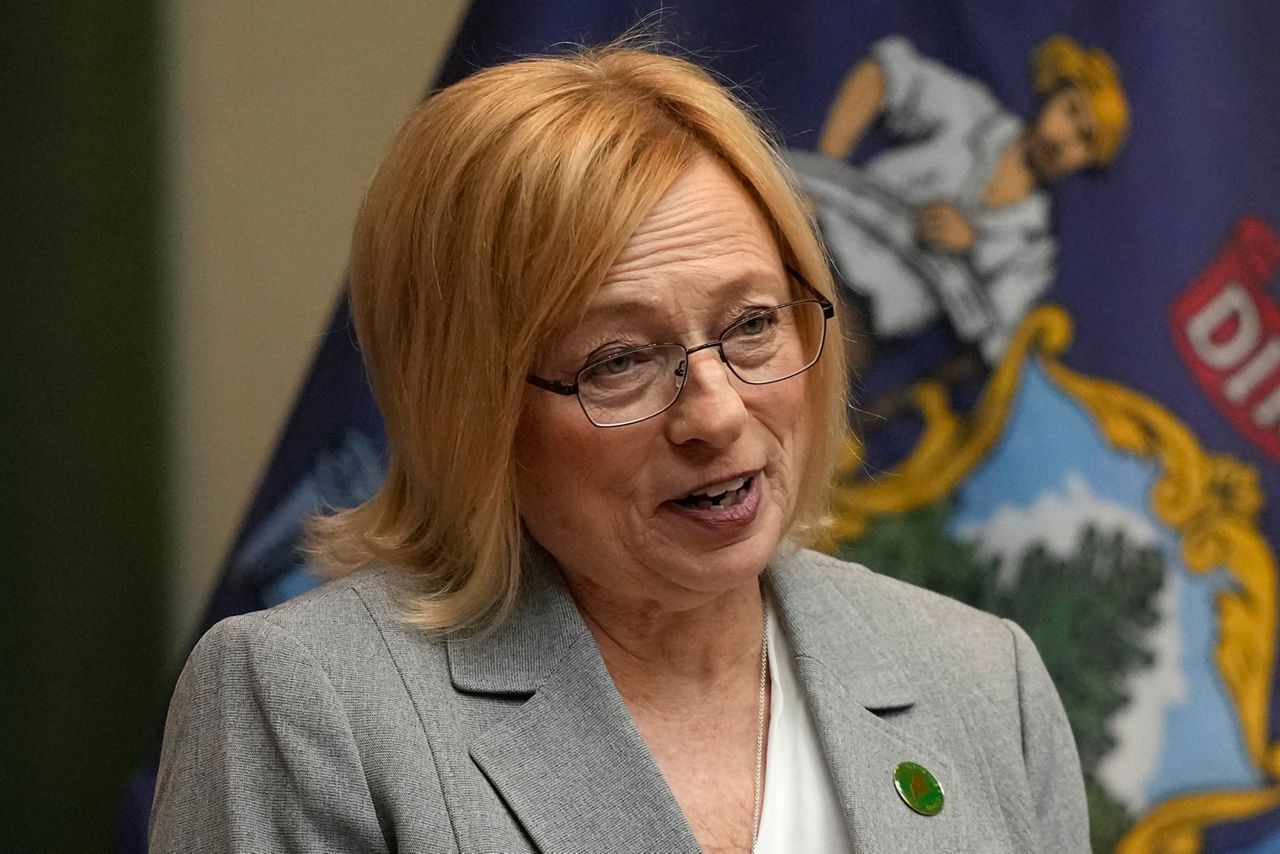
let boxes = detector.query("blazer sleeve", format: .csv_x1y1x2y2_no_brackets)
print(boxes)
1004,618,1091,852
149,613,389,854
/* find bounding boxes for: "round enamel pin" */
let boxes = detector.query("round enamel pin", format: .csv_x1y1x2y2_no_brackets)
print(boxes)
893,761,945,816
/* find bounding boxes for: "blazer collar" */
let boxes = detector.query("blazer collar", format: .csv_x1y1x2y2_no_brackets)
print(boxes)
768,548,969,850
448,544,701,852
446,542,921,708
445,541,587,695
448,544,956,852
764,545,917,711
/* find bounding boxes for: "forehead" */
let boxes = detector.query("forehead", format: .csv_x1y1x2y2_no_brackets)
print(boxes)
587,155,787,316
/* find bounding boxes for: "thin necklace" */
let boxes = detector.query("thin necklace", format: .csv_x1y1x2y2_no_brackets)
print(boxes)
751,591,769,853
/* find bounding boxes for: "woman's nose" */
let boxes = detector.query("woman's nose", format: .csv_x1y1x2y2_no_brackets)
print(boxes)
663,348,747,448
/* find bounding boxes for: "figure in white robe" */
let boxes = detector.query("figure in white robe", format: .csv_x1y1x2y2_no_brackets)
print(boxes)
791,35,1128,365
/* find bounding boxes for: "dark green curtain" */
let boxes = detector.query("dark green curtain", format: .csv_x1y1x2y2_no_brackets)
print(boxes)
1,4,168,848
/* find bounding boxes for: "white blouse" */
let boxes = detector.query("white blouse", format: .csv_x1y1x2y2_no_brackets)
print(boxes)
754,606,856,853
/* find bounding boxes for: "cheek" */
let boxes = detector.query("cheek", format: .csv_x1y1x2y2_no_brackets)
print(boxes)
1038,99,1077,141
1072,137,1093,166
755,381,811,470
515,405,583,522
1041,111,1068,142
515,403,649,530
785,376,825,484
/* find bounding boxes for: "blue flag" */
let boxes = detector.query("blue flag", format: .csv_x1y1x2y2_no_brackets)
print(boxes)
128,4,1280,851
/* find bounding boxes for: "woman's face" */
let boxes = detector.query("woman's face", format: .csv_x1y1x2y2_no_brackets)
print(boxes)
1027,86,1098,184
516,155,811,610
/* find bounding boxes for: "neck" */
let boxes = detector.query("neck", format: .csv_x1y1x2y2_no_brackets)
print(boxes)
983,136,1038,209
566,574,766,705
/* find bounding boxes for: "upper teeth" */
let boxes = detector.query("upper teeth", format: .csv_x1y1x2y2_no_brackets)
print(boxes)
696,476,747,498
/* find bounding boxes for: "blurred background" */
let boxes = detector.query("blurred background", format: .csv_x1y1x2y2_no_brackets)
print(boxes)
4,3,467,848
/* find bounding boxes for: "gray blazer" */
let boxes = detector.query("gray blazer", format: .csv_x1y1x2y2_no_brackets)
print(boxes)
150,546,1089,852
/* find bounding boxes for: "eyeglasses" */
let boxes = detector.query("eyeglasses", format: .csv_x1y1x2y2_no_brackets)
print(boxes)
526,268,835,427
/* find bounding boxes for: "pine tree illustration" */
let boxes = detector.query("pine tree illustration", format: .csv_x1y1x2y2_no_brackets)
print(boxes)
836,502,1165,853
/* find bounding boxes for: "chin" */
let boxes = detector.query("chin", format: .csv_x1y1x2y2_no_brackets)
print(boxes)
665,515,787,593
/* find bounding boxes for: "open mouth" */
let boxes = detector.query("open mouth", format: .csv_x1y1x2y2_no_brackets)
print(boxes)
673,475,755,510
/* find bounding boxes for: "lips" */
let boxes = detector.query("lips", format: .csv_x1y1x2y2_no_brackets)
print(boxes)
673,475,754,509
664,470,763,531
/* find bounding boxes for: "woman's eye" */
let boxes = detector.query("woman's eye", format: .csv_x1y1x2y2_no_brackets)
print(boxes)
738,314,772,336
601,353,635,374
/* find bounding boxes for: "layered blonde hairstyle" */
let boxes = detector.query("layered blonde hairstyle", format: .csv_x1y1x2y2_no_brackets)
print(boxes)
310,43,846,633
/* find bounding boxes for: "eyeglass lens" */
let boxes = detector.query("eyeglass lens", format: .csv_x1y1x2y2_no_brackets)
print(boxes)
577,301,827,427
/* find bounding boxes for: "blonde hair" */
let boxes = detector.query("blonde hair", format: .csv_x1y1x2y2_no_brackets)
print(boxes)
1033,35,1130,166
309,43,847,633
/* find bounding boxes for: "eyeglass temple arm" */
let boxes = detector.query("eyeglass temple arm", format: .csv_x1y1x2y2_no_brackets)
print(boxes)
526,374,578,395
785,264,836,319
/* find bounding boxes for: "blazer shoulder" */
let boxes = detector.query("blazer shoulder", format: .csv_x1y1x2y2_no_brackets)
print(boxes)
195,566,449,687
783,546,1009,637
157,568,459,854
776,547,1026,696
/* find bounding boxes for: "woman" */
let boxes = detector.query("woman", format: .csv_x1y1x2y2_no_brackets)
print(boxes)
151,44,1088,853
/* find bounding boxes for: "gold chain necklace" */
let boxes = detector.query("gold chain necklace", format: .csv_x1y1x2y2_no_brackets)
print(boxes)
751,592,769,853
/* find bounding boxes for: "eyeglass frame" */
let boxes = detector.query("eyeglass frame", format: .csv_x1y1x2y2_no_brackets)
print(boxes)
525,265,836,428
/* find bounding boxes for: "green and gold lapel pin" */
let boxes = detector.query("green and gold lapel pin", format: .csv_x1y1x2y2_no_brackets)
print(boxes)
893,761,945,816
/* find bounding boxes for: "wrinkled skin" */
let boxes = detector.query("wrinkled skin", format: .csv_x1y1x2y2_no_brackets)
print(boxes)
516,155,811,616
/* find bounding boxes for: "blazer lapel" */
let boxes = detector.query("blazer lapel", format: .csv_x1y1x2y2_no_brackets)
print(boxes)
768,553,968,852
448,546,700,854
